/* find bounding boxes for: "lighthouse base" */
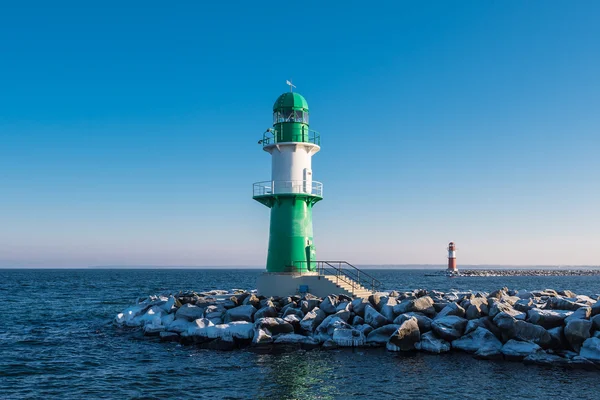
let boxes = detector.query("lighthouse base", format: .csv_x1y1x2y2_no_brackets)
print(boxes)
256,273,371,299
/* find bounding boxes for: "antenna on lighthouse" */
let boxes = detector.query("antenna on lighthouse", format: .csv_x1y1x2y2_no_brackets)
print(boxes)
286,80,296,92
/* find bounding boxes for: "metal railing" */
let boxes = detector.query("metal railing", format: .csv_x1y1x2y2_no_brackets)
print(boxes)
292,260,383,294
261,128,320,146
253,180,323,197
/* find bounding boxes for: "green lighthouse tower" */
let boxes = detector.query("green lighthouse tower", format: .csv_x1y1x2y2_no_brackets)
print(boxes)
253,88,322,277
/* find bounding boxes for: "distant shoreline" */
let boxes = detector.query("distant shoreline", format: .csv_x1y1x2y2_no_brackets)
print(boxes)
1,265,599,270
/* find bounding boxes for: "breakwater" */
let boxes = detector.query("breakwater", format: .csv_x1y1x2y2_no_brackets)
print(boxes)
115,287,600,369
455,269,600,277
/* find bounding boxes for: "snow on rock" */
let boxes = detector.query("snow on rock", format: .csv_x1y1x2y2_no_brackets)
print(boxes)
255,317,294,336
415,331,450,353
320,295,339,314
274,333,320,346
167,318,195,334
350,298,370,317
379,297,398,322
564,307,592,324
501,339,542,359
184,318,214,337
431,316,468,341
394,312,432,333
332,328,366,347
300,307,327,332
452,327,503,354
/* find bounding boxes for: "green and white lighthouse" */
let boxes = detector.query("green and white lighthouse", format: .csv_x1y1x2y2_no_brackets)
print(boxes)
253,84,377,298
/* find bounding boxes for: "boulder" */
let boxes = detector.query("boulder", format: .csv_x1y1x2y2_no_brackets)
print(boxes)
411,296,436,316
512,321,553,348
351,298,370,317
273,333,320,346
474,346,503,360
204,304,226,320
451,327,503,354
523,352,570,367
175,304,206,322
466,316,502,341
366,324,401,345
415,331,451,353
579,337,600,362
252,327,273,345
493,312,517,332
386,317,420,352
393,299,413,315
300,307,327,332
282,307,304,319
501,339,542,360
592,301,600,317
355,323,374,337
435,303,465,319
394,312,432,333
166,318,194,334
320,295,339,314
431,316,468,341
592,314,600,330
564,319,592,352
559,290,577,298
336,301,351,313
185,318,215,337
332,328,366,347
242,294,261,308
564,307,592,324
352,315,365,326
283,314,302,332
548,326,564,348
364,305,389,329
465,304,484,320
527,309,572,329
546,297,588,311
254,317,294,336
254,305,278,320
223,305,257,323
300,299,321,314
379,297,398,321
513,299,534,313
489,302,525,320
368,293,386,310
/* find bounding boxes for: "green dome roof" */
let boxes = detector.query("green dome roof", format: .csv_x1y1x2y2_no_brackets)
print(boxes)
273,92,309,111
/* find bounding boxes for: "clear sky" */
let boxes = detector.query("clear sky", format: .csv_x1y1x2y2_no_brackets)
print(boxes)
1,1,599,268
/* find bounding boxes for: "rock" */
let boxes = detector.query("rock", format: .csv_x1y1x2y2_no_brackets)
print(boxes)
592,301,600,317
523,352,570,367
411,296,436,317
559,290,577,298
516,290,534,299
315,316,351,341
207,321,255,341
282,307,304,319
466,316,502,341
300,299,321,314
435,303,465,319
580,337,600,362
548,326,564,348
204,304,226,320
300,307,327,332
252,327,273,345
333,309,351,323
592,314,600,330
351,298,370,317
493,312,517,332
501,339,542,360
564,319,592,352
255,317,294,336
366,324,401,345
415,331,451,353
393,312,432,333
352,316,365,326
527,309,572,329
576,295,596,306
465,304,484,320
322,339,338,350
512,321,553,348
159,331,180,342
355,324,374,337
452,327,503,354
364,305,389,329
242,294,261,308
320,295,339,314
564,307,592,324
368,293,385,310
204,338,236,351
474,347,503,360
386,317,420,352
174,304,206,322
336,301,351,313
185,318,215,337
332,328,366,347
379,297,398,321
546,297,588,311
274,333,320,346
513,298,534,313
392,299,413,315
223,305,257,323
431,316,468,341
254,305,278,320
489,302,525,320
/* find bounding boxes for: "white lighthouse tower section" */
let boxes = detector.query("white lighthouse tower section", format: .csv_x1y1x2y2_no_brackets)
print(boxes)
266,143,320,194
448,248,456,259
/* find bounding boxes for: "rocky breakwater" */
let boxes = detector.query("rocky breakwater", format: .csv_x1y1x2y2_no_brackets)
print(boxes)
114,288,600,369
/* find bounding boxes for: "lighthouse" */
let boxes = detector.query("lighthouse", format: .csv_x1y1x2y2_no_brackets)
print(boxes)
253,85,377,298
447,242,458,272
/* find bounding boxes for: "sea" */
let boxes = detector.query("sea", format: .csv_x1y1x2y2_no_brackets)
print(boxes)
1,268,599,400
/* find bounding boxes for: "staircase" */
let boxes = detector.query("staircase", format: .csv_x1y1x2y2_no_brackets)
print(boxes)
315,261,383,299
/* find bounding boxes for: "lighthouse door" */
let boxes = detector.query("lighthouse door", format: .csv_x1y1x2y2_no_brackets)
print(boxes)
305,243,316,271
303,168,312,194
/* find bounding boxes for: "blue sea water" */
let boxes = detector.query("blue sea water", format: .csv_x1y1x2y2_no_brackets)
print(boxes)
1,268,599,400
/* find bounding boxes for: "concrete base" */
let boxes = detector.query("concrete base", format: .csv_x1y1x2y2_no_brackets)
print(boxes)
257,272,361,298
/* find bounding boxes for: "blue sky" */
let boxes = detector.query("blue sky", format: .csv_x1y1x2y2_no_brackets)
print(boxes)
1,1,599,267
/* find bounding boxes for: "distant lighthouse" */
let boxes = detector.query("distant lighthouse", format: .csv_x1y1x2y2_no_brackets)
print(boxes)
447,242,458,272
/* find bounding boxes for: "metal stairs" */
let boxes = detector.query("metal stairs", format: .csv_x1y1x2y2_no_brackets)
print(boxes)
311,261,383,299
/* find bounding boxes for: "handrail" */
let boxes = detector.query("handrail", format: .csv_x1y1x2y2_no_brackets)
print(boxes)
261,128,320,146
292,260,383,294
253,180,323,197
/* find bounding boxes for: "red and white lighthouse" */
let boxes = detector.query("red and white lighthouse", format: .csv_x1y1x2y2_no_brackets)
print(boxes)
447,242,457,272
